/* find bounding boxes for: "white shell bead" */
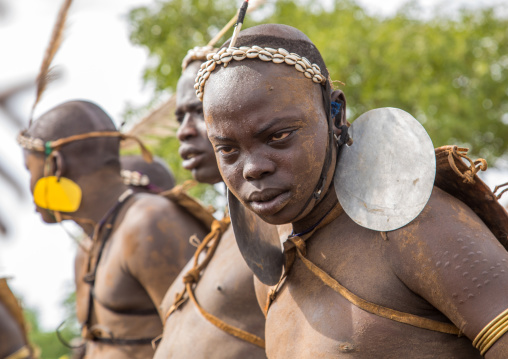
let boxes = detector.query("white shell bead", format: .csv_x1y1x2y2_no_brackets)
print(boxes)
278,48,290,56
232,50,247,60
220,54,233,63
285,55,297,65
302,57,312,68
295,61,305,72
295,62,306,72
304,71,313,78
252,45,263,51
246,50,259,58
272,54,285,64
206,61,216,72
265,47,277,54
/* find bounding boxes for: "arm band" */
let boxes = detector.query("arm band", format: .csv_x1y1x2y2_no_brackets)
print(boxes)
473,308,508,355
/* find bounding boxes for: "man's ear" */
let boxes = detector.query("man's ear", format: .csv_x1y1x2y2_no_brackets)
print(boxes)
49,150,66,179
331,89,347,137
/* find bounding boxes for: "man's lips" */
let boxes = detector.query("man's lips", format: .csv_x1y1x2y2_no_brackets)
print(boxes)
179,146,204,170
247,189,291,217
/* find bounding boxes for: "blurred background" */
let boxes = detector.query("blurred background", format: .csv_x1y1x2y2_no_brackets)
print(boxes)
1,0,507,357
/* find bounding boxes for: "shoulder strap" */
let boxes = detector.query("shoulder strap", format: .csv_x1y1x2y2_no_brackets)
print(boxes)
4,346,32,359
160,181,216,231
164,216,265,348
270,202,461,336
294,243,460,335
82,192,134,339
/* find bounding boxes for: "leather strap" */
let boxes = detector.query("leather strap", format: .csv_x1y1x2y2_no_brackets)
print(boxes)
91,336,154,346
296,246,461,335
268,201,461,336
4,346,31,359
185,281,265,348
166,217,266,348
160,181,216,230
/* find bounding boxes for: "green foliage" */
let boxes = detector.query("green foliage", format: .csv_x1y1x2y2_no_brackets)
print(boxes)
24,308,72,359
128,0,239,92
128,0,508,165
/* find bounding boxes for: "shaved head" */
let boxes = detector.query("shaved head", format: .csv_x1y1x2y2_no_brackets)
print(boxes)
121,155,175,192
222,24,330,84
27,100,120,176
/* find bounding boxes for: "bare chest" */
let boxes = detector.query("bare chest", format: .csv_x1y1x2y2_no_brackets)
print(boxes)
264,225,480,358
75,233,155,325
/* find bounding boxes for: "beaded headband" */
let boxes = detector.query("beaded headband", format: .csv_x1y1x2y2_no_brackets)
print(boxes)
17,130,153,163
194,46,327,100
182,46,218,71
121,169,150,187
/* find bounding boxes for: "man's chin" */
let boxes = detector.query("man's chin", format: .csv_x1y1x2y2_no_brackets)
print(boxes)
192,168,222,185
36,208,57,224
246,204,294,226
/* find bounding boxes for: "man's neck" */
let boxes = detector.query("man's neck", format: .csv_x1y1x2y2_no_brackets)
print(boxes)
70,169,130,236
291,184,339,235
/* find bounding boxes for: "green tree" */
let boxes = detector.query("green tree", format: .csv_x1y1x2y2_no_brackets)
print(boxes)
128,0,508,165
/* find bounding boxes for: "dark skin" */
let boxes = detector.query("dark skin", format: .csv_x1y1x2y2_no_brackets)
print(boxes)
203,58,508,357
23,102,207,359
154,62,266,359
176,61,223,185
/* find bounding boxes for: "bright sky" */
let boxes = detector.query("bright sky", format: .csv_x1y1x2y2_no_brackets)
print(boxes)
0,0,506,332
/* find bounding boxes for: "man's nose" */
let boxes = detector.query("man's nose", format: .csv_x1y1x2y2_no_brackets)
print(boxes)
177,113,198,141
242,153,275,181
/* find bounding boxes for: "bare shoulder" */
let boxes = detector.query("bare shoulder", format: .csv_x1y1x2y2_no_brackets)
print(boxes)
124,192,193,226
119,192,205,241
384,186,508,339
386,186,504,260
116,192,203,269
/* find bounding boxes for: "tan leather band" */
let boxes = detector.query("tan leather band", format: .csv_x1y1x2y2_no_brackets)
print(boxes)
268,201,461,336
296,247,461,335
18,131,153,163
185,282,265,348
4,346,31,359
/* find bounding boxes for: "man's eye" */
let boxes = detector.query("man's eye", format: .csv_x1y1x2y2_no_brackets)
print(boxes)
270,131,292,142
218,146,236,155
176,115,184,124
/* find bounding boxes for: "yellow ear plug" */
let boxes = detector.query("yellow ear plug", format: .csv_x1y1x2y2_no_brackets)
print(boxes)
33,176,82,212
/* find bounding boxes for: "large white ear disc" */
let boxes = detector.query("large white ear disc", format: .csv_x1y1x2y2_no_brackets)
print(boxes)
335,107,436,232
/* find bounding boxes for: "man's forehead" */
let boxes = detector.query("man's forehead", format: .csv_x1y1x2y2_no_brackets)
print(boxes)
177,62,204,108
203,60,320,113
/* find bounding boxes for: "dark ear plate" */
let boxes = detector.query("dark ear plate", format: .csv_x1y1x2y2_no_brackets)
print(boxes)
228,190,284,285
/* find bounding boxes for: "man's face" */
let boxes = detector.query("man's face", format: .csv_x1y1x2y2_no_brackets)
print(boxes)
203,61,329,225
176,62,222,184
24,151,57,223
